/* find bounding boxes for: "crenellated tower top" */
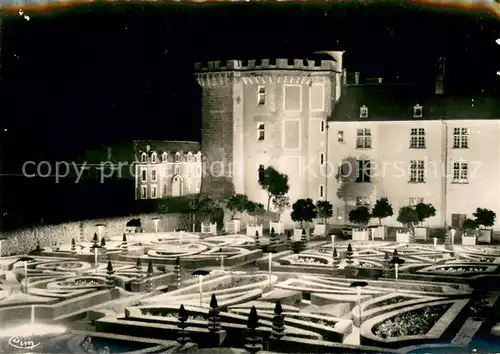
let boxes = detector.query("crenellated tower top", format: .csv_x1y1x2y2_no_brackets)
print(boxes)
194,51,344,87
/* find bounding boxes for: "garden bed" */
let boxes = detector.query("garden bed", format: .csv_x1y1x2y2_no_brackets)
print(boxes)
364,296,408,311
372,303,451,338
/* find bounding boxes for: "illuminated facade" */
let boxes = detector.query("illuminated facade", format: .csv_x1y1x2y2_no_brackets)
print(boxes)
195,54,500,230
134,140,202,200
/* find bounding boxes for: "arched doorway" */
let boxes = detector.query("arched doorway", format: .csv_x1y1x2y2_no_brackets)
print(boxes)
172,175,183,197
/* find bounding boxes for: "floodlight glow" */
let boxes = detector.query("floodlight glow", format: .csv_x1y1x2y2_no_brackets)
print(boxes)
0,323,67,337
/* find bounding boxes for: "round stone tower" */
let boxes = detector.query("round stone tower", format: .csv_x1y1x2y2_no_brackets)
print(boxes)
194,51,344,226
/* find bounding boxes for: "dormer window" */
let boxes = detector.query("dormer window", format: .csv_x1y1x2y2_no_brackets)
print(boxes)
360,105,368,119
162,152,168,162
175,152,181,163
151,152,157,163
141,153,147,163
187,152,193,162
413,104,423,118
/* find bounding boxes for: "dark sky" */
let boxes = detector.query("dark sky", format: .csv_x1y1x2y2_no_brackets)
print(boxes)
2,2,500,161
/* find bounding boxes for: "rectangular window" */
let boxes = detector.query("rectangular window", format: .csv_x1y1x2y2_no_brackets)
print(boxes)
163,184,167,196
310,83,325,111
174,165,180,175
320,120,325,132
453,128,469,148
257,86,266,105
151,186,157,199
320,153,324,165
257,123,265,141
413,104,423,118
319,185,324,199
284,85,302,111
409,160,425,183
360,105,368,119
410,128,426,148
338,130,344,143
356,196,370,206
355,160,371,183
409,197,424,206
356,128,372,148
151,169,157,182
141,186,147,199
453,162,468,183
196,181,201,191
141,169,147,182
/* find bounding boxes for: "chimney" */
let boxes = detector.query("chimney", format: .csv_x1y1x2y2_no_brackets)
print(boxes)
106,147,112,160
435,57,445,95
354,72,360,85
342,68,347,85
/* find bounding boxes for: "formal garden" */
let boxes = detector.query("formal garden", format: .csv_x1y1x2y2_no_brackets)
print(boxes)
0,167,499,353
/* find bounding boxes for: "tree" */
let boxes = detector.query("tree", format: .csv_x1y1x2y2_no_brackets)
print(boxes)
71,238,76,252
397,206,419,233
136,257,142,271
106,260,114,276
316,200,333,225
462,218,477,236
291,241,304,260
371,197,393,226
272,195,291,222
473,208,496,229
254,230,261,247
345,243,354,265
147,260,154,276
207,294,221,333
246,201,265,226
348,206,371,229
258,166,290,211
271,301,285,340
92,233,99,247
269,228,278,246
414,203,436,226
100,237,106,248
176,304,191,346
290,198,317,229
244,306,263,353
226,194,249,219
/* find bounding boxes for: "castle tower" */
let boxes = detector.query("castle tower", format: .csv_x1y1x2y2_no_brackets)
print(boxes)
194,52,344,224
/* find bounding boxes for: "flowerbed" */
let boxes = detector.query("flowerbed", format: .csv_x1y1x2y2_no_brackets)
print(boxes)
357,262,381,269
365,296,408,311
372,304,450,338
296,257,328,265
141,309,206,321
287,315,338,329
59,278,107,287
211,276,266,291
434,266,487,273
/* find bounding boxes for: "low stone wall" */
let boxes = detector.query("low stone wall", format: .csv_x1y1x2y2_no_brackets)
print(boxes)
0,213,186,256
0,288,119,324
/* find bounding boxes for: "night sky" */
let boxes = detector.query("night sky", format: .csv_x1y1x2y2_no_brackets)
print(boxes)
2,2,500,162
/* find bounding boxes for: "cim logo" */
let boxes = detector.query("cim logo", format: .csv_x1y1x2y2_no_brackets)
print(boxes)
8,336,41,350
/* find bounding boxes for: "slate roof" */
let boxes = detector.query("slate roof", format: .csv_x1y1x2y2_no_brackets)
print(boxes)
329,84,500,122
134,140,201,155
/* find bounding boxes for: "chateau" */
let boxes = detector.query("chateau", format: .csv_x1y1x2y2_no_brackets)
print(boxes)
194,52,500,230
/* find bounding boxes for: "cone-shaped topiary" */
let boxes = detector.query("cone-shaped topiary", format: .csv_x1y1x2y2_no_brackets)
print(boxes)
393,248,399,257
269,227,278,246
332,247,338,270
136,257,142,271
121,234,128,254
254,230,260,247
106,260,114,275
122,233,127,242
271,301,285,340
176,304,191,346
346,243,354,265
147,260,154,275
100,237,106,248
92,233,99,246
287,230,292,243
71,238,76,252
207,294,221,333
301,228,308,245
244,306,262,353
